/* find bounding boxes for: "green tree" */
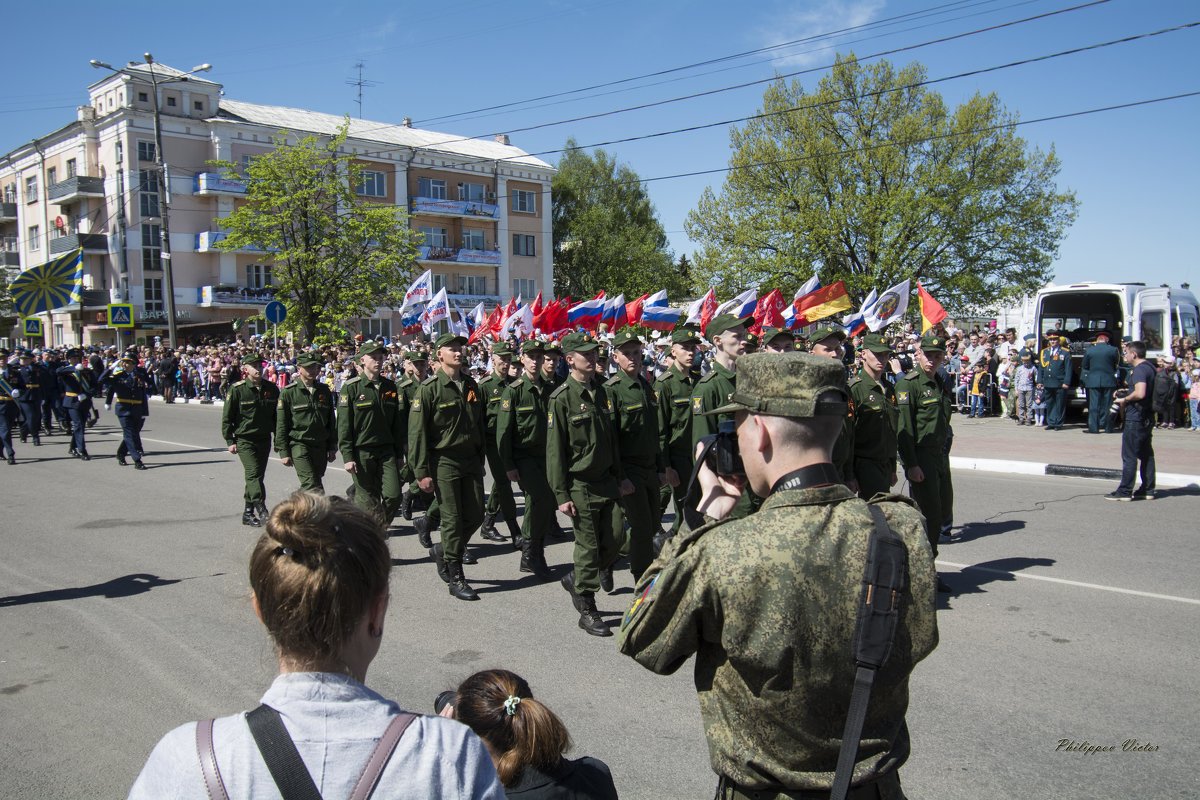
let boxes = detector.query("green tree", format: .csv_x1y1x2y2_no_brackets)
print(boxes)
552,140,684,300
686,56,1079,308
212,122,421,343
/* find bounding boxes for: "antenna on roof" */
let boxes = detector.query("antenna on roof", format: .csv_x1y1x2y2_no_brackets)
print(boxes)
345,61,380,119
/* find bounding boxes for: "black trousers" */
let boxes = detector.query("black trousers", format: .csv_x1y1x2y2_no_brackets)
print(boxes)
117,415,146,461
1086,387,1115,433
1116,415,1155,495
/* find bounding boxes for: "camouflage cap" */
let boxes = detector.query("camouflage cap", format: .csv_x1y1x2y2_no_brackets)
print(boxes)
491,341,514,357
704,352,849,418
861,333,893,354
705,314,747,339
919,333,947,352
354,340,386,360
543,341,562,355
296,352,324,368
670,327,702,345
403,350,428,361
809,325,847,344
611,329,644,349
519,340,546,355
560,331,598,353
434,332,468,349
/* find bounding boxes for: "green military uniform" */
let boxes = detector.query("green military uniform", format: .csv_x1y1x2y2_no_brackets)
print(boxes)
896,333,955,553
809,325,856,486
409,333,486,599
618,352,938,796
337,343,405,523
396,351,428,514
655,328,700,536
221,355,279,523
547,333,628,635
479,342,520,542
496,340,554,578
850,334,899,500
606,330,665,581
275,353,337,492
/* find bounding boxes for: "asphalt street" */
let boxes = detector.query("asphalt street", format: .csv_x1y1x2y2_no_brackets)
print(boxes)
1,402,1197,799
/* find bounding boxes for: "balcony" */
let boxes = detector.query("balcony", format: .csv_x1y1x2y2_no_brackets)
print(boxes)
0,202,16,222
193,172,248,196
416,245,501,266
198,285,277,308
1,243,19,267
48,175,105,205
195,230,275,254
50,232,108,254
410,197,499,221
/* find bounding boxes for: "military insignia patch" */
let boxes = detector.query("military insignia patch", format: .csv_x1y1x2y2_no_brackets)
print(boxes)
339,395,348,407
580,403,588,413
466,389,477,403
621,575,658,631
897,390,909,405
692,396,703,412
358,394,366,402
547,412,554,425
411,398,421,411
501,398,511,411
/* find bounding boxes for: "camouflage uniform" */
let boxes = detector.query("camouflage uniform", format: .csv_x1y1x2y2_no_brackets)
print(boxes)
619,352,938,796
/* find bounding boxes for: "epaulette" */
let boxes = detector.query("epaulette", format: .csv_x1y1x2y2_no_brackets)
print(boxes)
421,375,437,385
342,376,361,388
397,377,413,388
697,371,717,384
231,379,246,388
603,374,622,387
549,382,570,400
848,374,862,387
904,370,920,380
508,378,524,389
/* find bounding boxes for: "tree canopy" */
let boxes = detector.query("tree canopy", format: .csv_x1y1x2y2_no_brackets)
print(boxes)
685,56,1079,308
552,140,686,300
213,122,421,342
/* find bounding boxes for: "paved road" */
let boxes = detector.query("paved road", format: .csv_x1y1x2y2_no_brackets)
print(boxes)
1,403,1196,798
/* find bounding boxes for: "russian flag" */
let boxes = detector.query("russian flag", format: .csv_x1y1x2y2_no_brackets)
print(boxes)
642,290,682,330
714,287,758,320
842,289,875,337
568,291,606,330
601,293,628,332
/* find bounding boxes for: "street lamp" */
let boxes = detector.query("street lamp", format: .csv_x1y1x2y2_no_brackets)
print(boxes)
91,55,212,349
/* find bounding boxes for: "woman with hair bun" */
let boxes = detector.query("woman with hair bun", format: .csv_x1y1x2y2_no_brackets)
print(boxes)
129,490,504,799
446,669,618,799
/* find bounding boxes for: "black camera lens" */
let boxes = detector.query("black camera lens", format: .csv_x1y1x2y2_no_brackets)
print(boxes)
434,690,456,715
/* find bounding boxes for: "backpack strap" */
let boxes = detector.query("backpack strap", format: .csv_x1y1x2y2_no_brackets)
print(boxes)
829,504,908,800
245,704,323,800
195,719,230,800
348,713,418,800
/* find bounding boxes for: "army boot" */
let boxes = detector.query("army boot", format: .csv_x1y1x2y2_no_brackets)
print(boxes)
560,571,586,614
578,594,611,637
519,540,553,580
479,511,505,542
507,521,523,551
256,501,269,525
428,542,451,584
400,487,414,520
413,515,433,549
242,505,261,527
600,565,615,594
448,561,480,602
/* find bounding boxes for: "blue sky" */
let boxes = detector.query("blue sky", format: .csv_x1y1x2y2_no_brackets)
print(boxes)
3,0,1196,295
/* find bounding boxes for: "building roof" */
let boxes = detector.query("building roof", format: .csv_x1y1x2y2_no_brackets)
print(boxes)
214,99,553,170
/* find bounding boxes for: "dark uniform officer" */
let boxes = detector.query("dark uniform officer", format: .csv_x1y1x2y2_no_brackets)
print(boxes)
59,348,99,460
896,333,954,570
1039,334,1073,430
606,329,665,582
850,333,898,500
655,327,700,537
222,354,279,526
547,332,630,636
398,350,430,521
338,341,405,525
0,357,22,464
1080,330,1120,434
39,351,66,435
275,352,337,492
16,350,44,445
104,352,150,469
496,339,555,579
618,352,938,799
479,341,521,544
409,332,486,601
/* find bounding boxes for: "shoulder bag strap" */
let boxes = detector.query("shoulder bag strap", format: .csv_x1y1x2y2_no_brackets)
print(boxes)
829,504,908,800
195,719,231,800
348,713,418,800
245,704,324,800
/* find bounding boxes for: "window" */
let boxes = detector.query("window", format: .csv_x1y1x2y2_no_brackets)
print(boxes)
144,278,164,314
513,279,536,299
47,167,57,187
512,189,536,214
3,183,14,203
458,276,488,295
512,234,536,257
51,220,68,240
357,170,386,198
1140,311,1164,351
137,141,156,162
1179,309,1198,341
138,91,149,103
27,225,40,251
419,226,448,248
139,170,160,218
246,263,274,289
462,229,485,250
25,176,38,203
459,182,485,202
166,96,177,108
432,274,446,292
193,100,204,112
418,177,446,199
141,224,161,271
362,318,392,338
2,236,16,253
66,159,77,178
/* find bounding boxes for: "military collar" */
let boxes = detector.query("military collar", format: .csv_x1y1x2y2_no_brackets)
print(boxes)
712,361,736,379
760,481,858,511
857,367,887,392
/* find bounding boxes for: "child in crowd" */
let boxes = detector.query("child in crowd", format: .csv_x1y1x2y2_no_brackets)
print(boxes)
997,352,1017,418
969,367,991,418
957,356,973,412
1032,384,1047,427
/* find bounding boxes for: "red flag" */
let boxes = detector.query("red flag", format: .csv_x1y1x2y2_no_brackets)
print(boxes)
698,290,719,335
750,288,785,335
917,282,948,334
472,305,500,343
493,297,518,333
625,293,649,326
530,292,544,319
794,281,852,325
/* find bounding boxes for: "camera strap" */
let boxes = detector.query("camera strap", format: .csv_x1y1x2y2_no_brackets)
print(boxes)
768,463,843,495
681,435,721,530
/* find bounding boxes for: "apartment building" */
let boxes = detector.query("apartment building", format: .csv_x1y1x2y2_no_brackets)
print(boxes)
0,63,554,346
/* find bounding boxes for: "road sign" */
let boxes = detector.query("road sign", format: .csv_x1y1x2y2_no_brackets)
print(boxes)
108,303,135,329
264,301,287,325
22,317,42,336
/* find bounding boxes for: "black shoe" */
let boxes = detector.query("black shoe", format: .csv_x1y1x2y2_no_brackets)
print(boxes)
20,433,27,443
117,455,128,467
480,512,504,541
242,508,261,527
1104,491,1132,502
429,543,451,584
414,516,433,549
461,550,477,565
6,455,15,465
1133,490,1156,501
33,438,41,447
79,451,91,461
400,488,413,520
560,572,586,613
519,541,554,580
134,461,147,470
578,596,611,637
448,561,480,601
256,502,269,524
600,566,614,594
69,447,78,456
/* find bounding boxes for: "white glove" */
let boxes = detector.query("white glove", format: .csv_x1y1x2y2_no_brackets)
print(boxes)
104,403,111,411
9,389,18,399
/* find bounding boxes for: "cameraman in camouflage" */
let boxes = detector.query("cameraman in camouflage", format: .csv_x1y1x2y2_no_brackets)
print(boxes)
618,352,937,799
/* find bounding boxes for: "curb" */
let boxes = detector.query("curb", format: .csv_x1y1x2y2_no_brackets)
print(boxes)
949,456,1200,489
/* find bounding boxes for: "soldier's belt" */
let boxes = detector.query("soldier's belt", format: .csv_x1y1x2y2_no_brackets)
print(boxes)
26,383,40,388
116,398,143,404
65,392,79,397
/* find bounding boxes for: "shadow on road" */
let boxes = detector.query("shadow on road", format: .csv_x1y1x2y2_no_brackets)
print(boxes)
937,556,1057,611
949,519,1026,543
0,573,195,607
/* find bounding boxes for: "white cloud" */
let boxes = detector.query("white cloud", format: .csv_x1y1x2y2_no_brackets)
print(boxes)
760,0,887,68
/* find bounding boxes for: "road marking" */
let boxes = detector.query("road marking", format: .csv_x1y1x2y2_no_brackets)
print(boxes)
96,431,322,470
937,560,1200,605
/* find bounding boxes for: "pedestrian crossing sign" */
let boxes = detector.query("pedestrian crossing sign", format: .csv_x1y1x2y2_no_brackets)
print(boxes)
22,317,42,336
108,303,134,329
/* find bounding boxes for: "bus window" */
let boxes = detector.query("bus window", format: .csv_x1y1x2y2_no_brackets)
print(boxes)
1140,311,1164,350
1179,308,1198,342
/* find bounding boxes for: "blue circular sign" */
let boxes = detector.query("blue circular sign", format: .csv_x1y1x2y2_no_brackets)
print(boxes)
264,301,287,324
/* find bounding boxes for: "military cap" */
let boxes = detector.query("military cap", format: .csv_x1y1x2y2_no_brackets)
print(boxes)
240,353,264,370
919,333,947,352
611,329,644,349
560,331,598,353
118,352,136,362
296,352,324,368
66,348,83,358
1057,335,1070,345
861,333,893,354
491,341,514,357
543,342,562,355
1023,333,1036,342
705,352,849,418
744,332,760,350
434,332,468,349
705,314,747,339
520,340,546,354
809,325,848,344
1092,329,1112,341
18,349,34,358
403,350,428,361
760,327,793,346
670,327,702,345
354,340,385,360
